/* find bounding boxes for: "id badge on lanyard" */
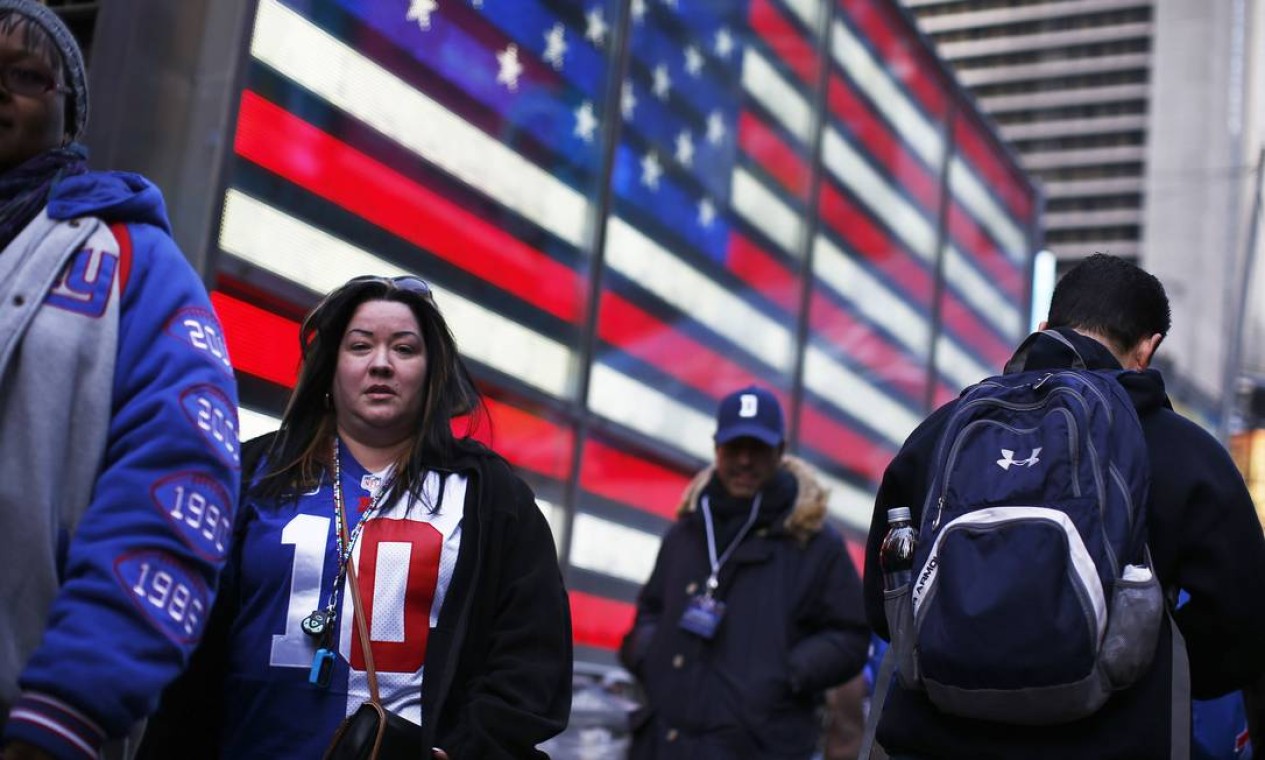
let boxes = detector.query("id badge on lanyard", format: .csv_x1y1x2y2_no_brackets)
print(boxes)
678,493,761,640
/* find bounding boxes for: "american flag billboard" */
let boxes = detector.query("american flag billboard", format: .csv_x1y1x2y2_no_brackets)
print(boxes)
210,0,1039,664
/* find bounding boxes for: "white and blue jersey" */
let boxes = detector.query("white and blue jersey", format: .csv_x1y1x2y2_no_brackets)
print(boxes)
223,442,463,759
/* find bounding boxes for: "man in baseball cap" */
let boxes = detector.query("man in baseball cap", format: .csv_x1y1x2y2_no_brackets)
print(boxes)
620,385,868,758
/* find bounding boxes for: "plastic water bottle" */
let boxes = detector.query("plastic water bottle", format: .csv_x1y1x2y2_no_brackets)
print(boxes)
880,507,918,591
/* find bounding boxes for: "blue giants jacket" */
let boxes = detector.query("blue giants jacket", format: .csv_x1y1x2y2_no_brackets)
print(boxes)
0,170,239,760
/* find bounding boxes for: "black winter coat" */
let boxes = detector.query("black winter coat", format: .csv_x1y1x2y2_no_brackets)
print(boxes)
621,457,870,759
863,329,1265,759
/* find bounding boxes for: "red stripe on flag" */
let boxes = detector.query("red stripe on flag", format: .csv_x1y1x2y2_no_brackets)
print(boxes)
953,114,1035,222
468,397,575,481
839,0,949,120
212,292,301,388
738,111,811,202
727,232,801,316
598,291,790,405
797,401,895,482
808,288,931,405
947,205,1025,301
580,440,691,520
826,74,939,213
749,0,822,88
932,383,958,410
233,91,583,323
817,181,933,302
570,591,635,652
939,299,1011,372
846,537,866,578
816,181,1013,367
827,74,1024,301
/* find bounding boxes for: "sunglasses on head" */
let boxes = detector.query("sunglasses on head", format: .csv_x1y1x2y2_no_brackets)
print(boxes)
347,274,432,297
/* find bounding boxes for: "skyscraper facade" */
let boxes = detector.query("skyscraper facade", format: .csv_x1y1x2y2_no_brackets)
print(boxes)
904,0,1265,427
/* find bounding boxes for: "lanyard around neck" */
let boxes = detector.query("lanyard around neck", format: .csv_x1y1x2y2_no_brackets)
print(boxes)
700,491,762,596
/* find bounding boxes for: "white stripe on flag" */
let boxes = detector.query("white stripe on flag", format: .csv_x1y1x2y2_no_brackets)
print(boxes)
822,128,936,260
803,346,921,447
250,0,591,249
740,48,815,145
814,471,876,532
783,0,827,34
830,19,944,170
220,189,576,397
822,131,1020,345
731,166,805,258
569,512,662,585
588,362,716,462
944,244,1023,339
238,407,282,441
948,156,1029,264
935,333,994,390
535,499,567,557
812,234,930,358
604,215,795,373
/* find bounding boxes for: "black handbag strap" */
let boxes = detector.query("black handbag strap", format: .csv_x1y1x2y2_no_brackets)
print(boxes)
340,503,381,706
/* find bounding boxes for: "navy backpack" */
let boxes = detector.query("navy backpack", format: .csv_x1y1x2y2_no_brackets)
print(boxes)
885,330,1166,725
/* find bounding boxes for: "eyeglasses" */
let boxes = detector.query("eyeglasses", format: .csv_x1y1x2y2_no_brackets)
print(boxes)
347,274,432,298
0,63,69,97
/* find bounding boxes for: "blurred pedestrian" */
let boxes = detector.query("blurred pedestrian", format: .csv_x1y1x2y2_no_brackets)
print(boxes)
141,275,572,758
0,2,240,758
621,385,869,758
863,254,1265,759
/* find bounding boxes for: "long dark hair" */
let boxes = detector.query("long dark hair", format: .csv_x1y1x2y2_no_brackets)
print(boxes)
252,277,486,509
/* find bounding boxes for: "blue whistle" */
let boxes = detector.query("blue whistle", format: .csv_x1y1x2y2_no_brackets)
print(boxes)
309,648,335,687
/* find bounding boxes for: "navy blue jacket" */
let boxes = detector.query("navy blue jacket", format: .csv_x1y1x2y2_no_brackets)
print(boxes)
863,329,1265,759
622,457,869,759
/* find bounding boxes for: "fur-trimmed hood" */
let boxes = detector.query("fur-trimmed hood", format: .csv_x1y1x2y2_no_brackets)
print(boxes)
676,455,829,544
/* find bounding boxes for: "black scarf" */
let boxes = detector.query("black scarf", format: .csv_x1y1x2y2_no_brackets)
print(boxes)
0,144,88,253
702,468,797,553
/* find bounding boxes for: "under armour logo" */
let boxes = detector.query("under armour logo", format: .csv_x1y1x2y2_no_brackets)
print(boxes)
739,394,758,417
997,448,1042,470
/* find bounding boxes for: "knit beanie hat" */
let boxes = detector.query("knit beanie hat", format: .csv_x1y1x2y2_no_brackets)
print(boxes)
0,0,88,140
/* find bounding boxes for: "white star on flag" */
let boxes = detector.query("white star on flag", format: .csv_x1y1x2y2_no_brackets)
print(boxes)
674,130,694,167
662,0,678,7
652,64,672,100
574,101,597,143
715,27,734,59
471,0,482,6
684,46,704,77
706,110,726,145
496,44,523,90
543,23,567,70
621,81,637,119
406,0,438,31
698,197,716,228
631,0,646,24
585,7,608,47
640,151,663,190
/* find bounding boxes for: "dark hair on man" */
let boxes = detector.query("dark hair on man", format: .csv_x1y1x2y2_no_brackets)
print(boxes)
1046,253,1172,354
252,277,485,511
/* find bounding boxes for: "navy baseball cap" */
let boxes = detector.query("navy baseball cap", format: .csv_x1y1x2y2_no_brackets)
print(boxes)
714,385,784,447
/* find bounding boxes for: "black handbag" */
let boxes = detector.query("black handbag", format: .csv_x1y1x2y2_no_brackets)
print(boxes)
322,507,426,760
323,701,424,760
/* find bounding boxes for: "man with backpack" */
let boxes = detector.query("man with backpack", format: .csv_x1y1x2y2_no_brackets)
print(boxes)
861,254,1265,759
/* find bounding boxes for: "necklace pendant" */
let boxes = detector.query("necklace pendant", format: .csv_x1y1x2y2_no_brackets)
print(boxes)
301,609,330,637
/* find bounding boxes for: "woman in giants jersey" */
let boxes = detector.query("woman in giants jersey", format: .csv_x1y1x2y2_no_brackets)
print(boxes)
142,275,573,759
